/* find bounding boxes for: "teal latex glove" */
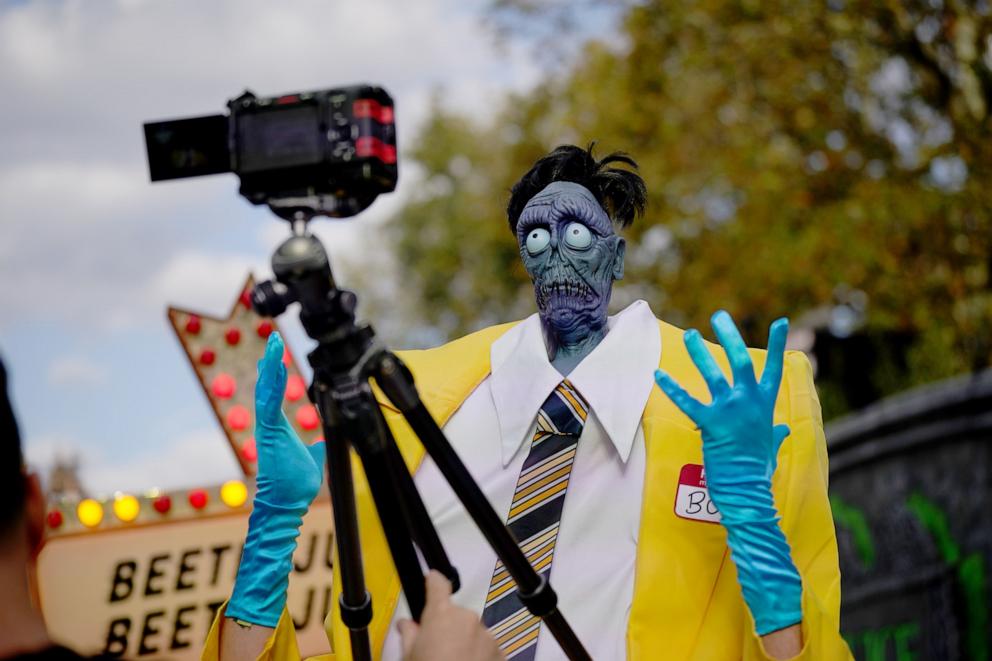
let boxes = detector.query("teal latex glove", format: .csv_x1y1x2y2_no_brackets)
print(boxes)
654,311,801,636
227,332,326,627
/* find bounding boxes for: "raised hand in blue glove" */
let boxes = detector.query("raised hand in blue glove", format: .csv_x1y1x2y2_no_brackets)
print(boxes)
654,311,801,636
227,331,326,627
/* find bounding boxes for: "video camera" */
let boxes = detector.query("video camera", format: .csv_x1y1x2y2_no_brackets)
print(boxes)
143,85,397,219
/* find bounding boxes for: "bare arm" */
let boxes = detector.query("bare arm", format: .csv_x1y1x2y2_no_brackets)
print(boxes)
219,617,277,661
761,624,802,659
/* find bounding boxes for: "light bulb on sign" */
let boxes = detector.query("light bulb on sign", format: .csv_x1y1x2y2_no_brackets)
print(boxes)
221,480,248,508
77,499,104,528
113,493,141,522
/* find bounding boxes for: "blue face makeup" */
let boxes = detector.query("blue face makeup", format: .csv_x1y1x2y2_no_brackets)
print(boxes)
516,181,626,370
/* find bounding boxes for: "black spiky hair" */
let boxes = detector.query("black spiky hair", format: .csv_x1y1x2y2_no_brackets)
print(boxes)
507,143,647,233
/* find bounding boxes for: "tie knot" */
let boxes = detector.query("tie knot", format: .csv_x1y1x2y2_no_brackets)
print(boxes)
537,380,589,437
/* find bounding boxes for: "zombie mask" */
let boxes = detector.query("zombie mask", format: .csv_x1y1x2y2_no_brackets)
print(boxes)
516,181,626,348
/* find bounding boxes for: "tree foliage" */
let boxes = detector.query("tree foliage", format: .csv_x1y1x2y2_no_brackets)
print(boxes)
385,0,992,417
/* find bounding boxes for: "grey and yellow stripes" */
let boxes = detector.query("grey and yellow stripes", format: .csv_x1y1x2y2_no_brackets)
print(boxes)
480,380,589,660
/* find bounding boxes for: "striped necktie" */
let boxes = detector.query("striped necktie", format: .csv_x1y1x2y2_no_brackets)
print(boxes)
481,379,589,659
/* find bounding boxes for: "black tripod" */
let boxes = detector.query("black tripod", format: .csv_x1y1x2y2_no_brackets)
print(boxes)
252,215,591,661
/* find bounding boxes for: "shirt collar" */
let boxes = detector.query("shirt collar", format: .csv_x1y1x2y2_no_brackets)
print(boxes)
489,300,661,467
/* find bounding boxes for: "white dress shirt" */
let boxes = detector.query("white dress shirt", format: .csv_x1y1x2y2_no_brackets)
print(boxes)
381,300,661,660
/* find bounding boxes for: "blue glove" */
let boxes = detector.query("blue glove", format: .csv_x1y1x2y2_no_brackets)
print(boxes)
654,311,801,636
227,332,326,627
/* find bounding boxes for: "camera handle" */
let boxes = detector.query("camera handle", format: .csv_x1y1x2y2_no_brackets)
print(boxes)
252,218,591,660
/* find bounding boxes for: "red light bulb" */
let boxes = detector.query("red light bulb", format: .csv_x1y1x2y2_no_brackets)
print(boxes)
296,404,319,431
227,405,250,431
241,437,257,462
225,328,241,346
211,373,236,399
188,489,208,510
185,315,202,335
285,374,306,402
153,495,172,514
46,510,63,529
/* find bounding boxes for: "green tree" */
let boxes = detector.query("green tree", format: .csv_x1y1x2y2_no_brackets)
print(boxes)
385,0,992,418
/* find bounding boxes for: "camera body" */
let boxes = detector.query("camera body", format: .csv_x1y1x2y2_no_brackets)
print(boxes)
144,85,397,218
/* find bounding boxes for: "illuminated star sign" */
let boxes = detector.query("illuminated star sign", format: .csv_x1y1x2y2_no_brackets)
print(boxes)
167,275,322,476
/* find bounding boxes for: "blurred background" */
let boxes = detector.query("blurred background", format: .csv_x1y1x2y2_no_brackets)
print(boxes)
1,0,990,658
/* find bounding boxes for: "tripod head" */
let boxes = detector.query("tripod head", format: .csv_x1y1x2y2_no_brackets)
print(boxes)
251,214,358,343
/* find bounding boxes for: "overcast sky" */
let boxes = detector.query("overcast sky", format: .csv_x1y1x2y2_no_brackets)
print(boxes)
0,0,614,495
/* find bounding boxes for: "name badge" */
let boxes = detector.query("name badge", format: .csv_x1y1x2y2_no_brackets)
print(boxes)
673,464,721,524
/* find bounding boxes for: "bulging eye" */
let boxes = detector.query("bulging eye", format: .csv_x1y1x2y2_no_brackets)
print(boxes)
563,222,592,249
525,227,551,255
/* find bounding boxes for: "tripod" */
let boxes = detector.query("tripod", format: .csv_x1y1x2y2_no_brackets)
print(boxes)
252,215,591,661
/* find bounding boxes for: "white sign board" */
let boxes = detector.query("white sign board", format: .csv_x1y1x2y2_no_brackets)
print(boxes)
37,502,336,659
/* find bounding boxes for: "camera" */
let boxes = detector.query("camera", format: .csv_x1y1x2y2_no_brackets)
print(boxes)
143,85,397,218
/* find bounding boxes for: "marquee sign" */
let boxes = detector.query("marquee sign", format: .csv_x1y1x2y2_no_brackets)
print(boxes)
38,500,335,659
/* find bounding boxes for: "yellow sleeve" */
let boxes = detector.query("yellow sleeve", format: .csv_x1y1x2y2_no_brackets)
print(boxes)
200,601,335,661
742,351,853,660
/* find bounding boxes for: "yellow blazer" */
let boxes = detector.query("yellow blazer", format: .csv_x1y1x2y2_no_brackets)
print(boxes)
203,318,852,660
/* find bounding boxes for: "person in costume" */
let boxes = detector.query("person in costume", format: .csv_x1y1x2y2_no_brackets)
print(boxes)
207,145,852,660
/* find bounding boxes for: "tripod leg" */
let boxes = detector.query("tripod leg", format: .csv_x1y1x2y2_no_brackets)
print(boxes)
381,418,461,592
314,385,373,661
356,441,429,619
342,386,431,621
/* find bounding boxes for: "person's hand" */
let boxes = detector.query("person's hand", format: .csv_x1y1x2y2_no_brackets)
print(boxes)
253,331,325,511
226,331,326,628
653,311,802,636
398,571,504,661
